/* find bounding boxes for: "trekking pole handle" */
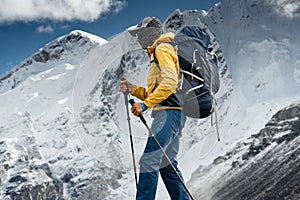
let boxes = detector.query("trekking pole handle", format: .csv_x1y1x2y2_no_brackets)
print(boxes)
120,78,131,95
128,99,147,125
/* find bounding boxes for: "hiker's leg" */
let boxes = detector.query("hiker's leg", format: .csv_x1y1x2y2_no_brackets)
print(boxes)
136,110,181,200
136,136,161,200
159,134,190,200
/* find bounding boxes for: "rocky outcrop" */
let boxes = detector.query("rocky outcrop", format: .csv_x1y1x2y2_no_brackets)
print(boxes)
32,31,92,63
189,102,300,200
0,139,63,200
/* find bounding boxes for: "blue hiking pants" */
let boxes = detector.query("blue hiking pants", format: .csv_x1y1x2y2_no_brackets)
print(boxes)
136,109,190,200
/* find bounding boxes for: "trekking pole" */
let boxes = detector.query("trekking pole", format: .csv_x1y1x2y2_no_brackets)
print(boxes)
121,79,138,189
128,99,195,200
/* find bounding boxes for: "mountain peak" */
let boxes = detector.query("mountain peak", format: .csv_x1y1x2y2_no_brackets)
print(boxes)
31,29,107,64
68,30,107,45
0,30,106,92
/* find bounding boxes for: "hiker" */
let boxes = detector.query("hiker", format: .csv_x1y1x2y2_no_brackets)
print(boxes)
120,16,190,200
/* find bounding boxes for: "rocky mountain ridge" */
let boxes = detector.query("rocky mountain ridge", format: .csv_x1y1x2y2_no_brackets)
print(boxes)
189,102,300,199
0,30,106,94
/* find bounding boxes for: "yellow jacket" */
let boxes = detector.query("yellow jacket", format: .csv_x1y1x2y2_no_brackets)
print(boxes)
131,32,181,110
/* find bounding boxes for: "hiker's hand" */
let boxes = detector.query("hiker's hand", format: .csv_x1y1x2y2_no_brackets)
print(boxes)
131,103,143,116
120,79,132,93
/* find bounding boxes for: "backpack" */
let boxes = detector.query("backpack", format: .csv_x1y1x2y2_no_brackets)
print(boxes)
155,26,220,119
176,26,220,118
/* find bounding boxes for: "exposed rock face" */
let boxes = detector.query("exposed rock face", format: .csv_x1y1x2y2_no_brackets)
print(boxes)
189,103,300,200
32,32,89,63
0,139,63,200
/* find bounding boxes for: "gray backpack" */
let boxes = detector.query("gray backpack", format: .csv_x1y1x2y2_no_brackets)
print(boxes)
174,26,220,118
154,26,220,119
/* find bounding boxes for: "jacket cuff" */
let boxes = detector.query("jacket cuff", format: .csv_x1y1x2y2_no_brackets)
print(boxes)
141,102,148,112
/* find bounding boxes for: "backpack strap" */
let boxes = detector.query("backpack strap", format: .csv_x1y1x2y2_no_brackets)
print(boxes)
153,41,207,94
151,47,161,71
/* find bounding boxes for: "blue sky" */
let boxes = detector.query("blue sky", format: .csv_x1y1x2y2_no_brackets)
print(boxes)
0,0,223,76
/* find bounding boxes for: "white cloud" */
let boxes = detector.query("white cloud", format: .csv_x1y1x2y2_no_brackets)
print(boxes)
113,0,128,13
0,0,127,24
36,25,54,33
270,0,300,18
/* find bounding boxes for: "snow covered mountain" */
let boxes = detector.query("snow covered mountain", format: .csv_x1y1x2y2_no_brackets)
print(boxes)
0,0,300,199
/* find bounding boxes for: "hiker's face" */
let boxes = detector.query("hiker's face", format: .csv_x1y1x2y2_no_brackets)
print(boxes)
131,27,162,49
136,33,152,49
